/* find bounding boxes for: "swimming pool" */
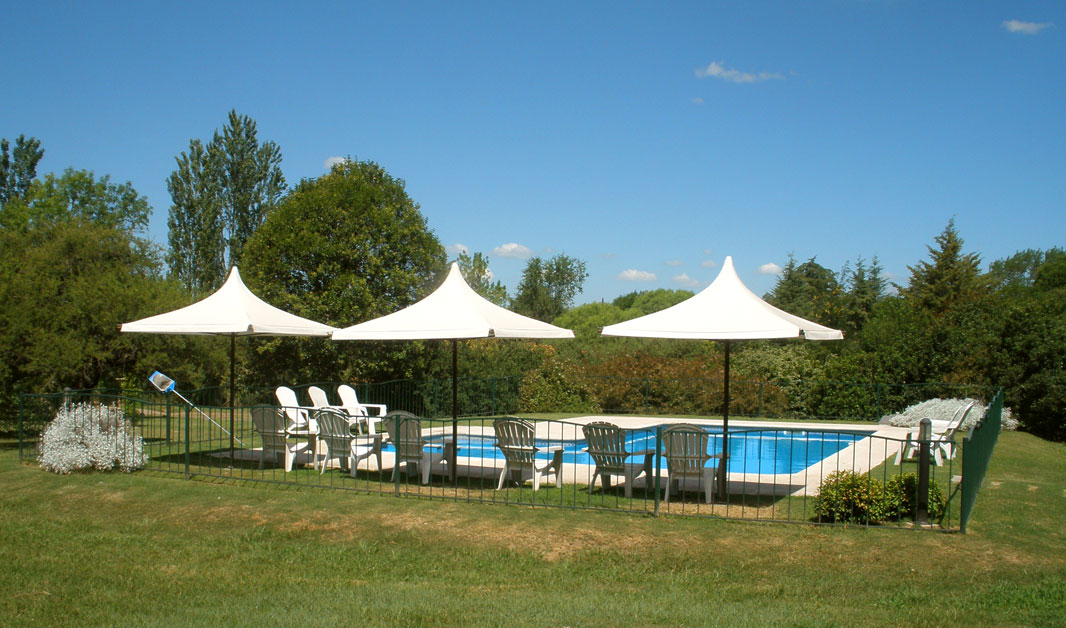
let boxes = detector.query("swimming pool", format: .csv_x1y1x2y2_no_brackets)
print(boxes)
403,426,869,475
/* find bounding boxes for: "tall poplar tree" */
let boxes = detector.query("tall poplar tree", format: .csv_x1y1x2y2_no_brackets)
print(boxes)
0,134,44,207
167,111,285,294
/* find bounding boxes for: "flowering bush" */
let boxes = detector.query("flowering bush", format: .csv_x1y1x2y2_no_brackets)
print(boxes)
38,402,145,473
884,397,1017,431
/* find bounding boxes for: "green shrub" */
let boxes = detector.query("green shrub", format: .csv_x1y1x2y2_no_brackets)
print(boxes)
518,350,600,413
881,473,947,522
814,470,885,524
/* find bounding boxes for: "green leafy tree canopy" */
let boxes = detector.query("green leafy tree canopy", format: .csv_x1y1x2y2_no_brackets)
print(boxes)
512,254,588,322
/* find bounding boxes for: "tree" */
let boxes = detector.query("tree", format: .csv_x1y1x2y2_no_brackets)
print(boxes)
512,254,588,322
840,256,886,335
240,158,445,385
903,219,989,314
456,250,508,306
0,168,151,234
765,255,845,327
0,134,44,207
167,111,285,294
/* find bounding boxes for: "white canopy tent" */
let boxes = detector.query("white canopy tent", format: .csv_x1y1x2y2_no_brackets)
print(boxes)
333,262,573,480
121,267,336,459
602,256,843,497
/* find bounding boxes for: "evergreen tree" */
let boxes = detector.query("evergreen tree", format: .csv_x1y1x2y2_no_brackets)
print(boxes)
903,219,988,314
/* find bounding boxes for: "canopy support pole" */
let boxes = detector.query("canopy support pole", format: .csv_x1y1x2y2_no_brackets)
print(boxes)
229,335,237,465
718,339,730,501
451,339,458,484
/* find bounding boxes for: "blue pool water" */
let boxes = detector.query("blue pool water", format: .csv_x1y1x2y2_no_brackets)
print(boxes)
402,426,868,475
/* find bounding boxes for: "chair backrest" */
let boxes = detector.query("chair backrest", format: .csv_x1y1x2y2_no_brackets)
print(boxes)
252,406,289,454
662,424,712,479
308,386,332,409
494,418,538,466
940,400,980,440
337,384,368,417
383,411,425,464
583,421,630,474
314,408,352,453
275,386,308,427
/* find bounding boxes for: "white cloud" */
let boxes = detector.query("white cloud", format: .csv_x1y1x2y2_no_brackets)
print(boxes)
1003,19,1053,35
324,156,348,170
493,242,533,259
665,260,684,267
617,269,657,282
445,243,469,256
700,259,718,268
696,61,784,84
691,97,705,105
757,262,782,276
602,252,616,260
673,273,706,288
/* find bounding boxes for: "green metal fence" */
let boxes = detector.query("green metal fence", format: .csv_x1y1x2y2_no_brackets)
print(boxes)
959,390,1003,533
18,385,1002,531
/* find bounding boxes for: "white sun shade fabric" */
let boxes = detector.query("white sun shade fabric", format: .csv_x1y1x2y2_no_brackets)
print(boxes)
121,267,335,337
602,256,843,341
332,263,574,341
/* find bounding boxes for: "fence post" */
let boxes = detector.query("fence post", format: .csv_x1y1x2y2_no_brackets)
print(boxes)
653,425,662,517
18,395,24,461
184,405,191,480
393,414,401,497
916,418,932,526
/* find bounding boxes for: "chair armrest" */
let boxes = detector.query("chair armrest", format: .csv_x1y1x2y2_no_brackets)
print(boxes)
631,449,655,456
362,404,387,416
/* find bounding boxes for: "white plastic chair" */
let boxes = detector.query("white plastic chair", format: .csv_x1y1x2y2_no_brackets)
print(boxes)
493,418,562,492
662,424,721,504
383,411,450,484
894,400,978,466
337,384,386,433
251,406,311,472
582,421,653,498
275,386,311,430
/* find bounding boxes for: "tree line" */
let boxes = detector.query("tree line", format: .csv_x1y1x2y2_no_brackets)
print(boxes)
1,114,1063,441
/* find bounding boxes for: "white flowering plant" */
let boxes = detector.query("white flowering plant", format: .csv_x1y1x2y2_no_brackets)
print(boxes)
38,402,145,473
884,397,1017,431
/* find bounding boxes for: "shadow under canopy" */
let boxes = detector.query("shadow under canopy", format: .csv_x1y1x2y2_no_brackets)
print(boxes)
332,262,573,482
601,256,843,499
120,267,336,462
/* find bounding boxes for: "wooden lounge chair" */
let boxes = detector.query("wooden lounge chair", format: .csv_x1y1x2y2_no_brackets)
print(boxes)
251,406,311,472
582,421,653,497
383,411,450,484
662,423,722,504
493,417,563,491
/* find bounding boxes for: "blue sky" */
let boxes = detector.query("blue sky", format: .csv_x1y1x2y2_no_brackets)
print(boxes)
4,1,1063,304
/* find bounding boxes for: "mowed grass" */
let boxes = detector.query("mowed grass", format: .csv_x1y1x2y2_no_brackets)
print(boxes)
1,431,1065,627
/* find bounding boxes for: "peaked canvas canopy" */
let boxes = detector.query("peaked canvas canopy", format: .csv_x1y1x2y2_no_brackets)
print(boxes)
332,262,575,341
602,256,843,497
333,262,573,480
122,267,335,459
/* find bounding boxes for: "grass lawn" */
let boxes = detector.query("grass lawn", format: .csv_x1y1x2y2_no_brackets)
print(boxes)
1,430,1064,627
